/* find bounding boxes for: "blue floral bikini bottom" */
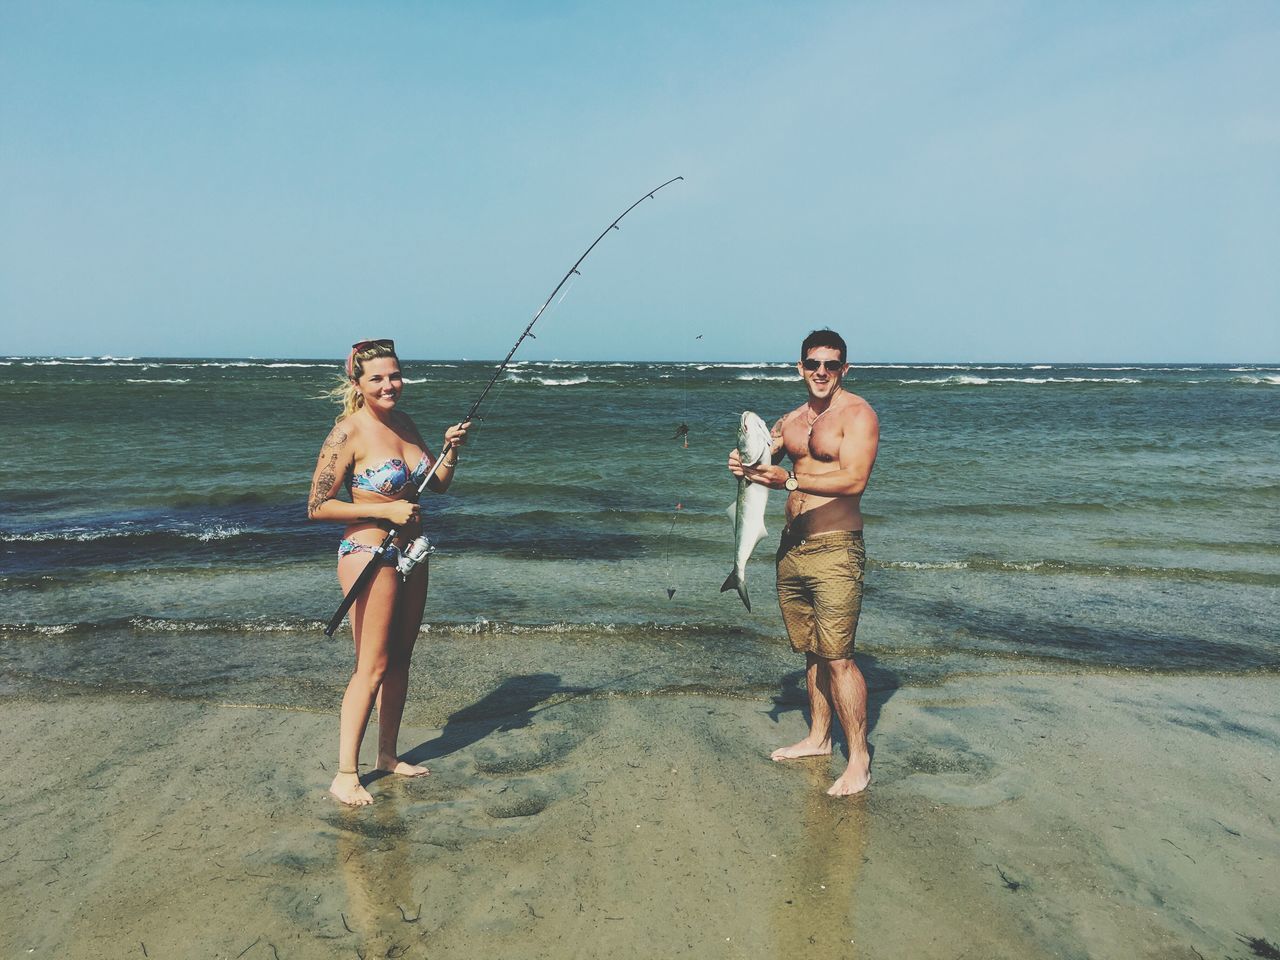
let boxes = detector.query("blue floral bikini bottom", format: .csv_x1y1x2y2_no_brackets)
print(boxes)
337,539,401,562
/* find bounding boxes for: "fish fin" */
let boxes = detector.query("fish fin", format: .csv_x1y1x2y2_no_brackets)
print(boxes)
666,588,676,599
720,571,751,611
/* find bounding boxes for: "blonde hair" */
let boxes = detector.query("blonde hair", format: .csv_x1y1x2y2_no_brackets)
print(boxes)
328,340,400,423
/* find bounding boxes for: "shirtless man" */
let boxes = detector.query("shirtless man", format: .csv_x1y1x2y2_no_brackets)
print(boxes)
727,329,880,796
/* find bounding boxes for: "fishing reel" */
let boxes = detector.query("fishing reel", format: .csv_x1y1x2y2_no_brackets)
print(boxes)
395,536,436,579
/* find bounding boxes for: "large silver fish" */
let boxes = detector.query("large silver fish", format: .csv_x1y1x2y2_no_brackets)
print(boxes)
722,411,773,610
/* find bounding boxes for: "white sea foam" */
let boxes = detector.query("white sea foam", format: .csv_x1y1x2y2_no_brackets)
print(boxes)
4,523,248,543
1059,376,1141,384
506,373,592,385
26,359,150,367
1082,366,1200,372
402,377,428,384
181,360,332,369
695,362,785,370
196,525,245,541
879,560,969,571
122,616,322,632
857,364,1022,371
5,528,105,542
33,624,77,635
898,375,994,385
735,373,799,381
899,375,1141,386
877,558,1050,573
1235,374,1280,385
126,378,190,384
130,617,214,632
510,361,636,369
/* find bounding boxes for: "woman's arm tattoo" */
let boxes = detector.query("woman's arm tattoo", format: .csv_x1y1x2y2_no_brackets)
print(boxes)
309,426,349,516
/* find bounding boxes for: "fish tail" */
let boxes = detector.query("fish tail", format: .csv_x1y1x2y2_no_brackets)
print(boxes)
720,570,751,611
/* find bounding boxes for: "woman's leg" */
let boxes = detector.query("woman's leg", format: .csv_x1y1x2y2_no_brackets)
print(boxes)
375,560,430,775
330,554,401,805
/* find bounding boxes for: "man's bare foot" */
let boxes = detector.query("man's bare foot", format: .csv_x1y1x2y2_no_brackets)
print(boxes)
375,756,430,777
770,738,832,761
330,772,374,806
826,758,871,796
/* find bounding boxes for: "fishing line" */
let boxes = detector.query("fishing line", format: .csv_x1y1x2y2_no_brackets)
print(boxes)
661,332,704,599
661,502,684,600
555,273,578,306
468,277,583,458
455,273,580,457
323,176,685,637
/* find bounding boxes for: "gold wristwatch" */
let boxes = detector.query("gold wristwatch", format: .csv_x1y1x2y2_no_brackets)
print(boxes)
784,471,799,492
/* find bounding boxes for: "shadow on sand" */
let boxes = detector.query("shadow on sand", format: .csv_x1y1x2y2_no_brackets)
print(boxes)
766,651,900,760
390,666,661,775
378,673,567,776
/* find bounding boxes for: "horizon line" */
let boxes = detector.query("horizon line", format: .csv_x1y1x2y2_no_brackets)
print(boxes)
5,354,1277,366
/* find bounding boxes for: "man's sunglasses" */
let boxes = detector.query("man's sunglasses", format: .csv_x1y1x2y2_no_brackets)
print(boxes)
801,358,844,373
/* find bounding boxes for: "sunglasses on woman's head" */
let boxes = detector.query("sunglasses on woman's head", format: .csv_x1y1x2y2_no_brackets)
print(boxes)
801,358,844,372
351,338,395,352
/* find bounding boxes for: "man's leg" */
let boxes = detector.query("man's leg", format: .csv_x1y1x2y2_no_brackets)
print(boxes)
771,653,835,760
825,656,871,796
774,545,833,761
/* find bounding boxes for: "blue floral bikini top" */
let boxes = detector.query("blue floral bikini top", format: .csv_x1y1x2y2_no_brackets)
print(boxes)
348,453,429,496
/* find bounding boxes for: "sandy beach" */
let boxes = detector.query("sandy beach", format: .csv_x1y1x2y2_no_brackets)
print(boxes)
2,671,1276,959
6,0,1279,953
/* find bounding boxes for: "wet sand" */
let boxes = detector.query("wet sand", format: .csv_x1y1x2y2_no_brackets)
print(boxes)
1,673,1276,959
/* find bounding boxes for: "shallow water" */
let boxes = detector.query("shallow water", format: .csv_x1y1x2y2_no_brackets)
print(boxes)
1,356,1277,709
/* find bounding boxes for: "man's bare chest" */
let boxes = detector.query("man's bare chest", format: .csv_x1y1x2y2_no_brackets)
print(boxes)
782,416,841,464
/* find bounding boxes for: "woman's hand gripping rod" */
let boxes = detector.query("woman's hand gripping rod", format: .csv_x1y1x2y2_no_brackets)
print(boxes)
322,442,452,637
322,176,684,638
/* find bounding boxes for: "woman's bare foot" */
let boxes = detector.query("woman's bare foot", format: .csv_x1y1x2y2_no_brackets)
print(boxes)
330,771,374,806
375,755,430,777
770,737,833,761
826,756,871,796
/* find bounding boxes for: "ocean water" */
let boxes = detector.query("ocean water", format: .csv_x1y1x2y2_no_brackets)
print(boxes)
1,356,1277,719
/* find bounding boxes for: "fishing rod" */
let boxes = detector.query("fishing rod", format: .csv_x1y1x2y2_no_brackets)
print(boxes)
323,176,685,637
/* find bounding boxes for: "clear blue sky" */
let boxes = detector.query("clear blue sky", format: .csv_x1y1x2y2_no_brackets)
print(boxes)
3,1,1277,361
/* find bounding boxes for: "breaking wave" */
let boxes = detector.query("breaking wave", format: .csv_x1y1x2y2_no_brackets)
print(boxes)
3,523,250,544
505,374,593,385
897,375,1142,385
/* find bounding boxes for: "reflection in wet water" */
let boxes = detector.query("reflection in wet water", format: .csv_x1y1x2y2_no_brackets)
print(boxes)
771,764,869,958
335,798,426,956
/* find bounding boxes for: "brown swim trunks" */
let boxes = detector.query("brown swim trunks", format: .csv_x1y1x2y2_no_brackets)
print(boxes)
775,530,865,660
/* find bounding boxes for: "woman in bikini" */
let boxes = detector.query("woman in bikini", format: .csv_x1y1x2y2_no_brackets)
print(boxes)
308,338,470,805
